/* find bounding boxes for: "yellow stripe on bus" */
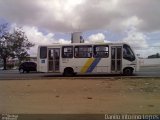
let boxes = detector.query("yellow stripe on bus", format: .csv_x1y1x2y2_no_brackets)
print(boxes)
80,58,95,73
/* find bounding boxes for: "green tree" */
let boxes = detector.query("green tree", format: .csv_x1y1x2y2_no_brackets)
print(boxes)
11,27,34,64
0,23,14,70
0,23,34,70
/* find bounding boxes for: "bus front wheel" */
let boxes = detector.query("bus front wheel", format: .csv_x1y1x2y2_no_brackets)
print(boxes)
123,68,133,76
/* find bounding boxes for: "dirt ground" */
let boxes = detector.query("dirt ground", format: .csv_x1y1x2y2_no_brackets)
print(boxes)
0,77,160,114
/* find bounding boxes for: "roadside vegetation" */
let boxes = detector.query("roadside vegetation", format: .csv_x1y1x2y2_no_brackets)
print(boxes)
0,23,34,70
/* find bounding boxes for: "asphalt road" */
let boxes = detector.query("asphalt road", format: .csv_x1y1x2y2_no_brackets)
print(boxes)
0,66,160,80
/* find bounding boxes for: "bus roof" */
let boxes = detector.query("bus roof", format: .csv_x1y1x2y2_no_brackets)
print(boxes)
38,42,130,47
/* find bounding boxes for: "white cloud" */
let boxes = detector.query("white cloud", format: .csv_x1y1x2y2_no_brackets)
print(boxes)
22,26,54,56
86,33,110,43
1,0,160,33
22,26,70,56
121,16,143,29
1,0,160,58
23,26,54,45
122,26,148,48
58,39,71,44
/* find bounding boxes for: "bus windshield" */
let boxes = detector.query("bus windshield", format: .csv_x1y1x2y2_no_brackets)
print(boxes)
123,44,135,61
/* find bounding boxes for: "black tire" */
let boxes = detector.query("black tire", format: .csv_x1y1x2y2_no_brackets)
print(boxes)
123,68,133,76
19,68,24,73
63,68,74,77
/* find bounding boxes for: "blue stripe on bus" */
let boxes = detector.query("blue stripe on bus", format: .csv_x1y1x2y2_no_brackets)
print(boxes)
86,58,101,73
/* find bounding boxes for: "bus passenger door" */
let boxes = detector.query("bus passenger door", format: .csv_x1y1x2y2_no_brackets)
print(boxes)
48,48,60,72
111,46,122,73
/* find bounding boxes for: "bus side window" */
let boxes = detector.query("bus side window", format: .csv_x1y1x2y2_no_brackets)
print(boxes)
74,46,92,58
62,46,73,58
93,45,109,58
40,46,47,59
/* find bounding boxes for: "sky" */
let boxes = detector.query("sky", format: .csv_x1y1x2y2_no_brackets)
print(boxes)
0,0,160,57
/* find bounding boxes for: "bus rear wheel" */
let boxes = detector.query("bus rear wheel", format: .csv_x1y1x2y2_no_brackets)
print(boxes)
123,68,133,76
63,68,74,76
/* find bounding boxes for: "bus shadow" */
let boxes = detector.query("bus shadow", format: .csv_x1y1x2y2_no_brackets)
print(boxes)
42,74,137,78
